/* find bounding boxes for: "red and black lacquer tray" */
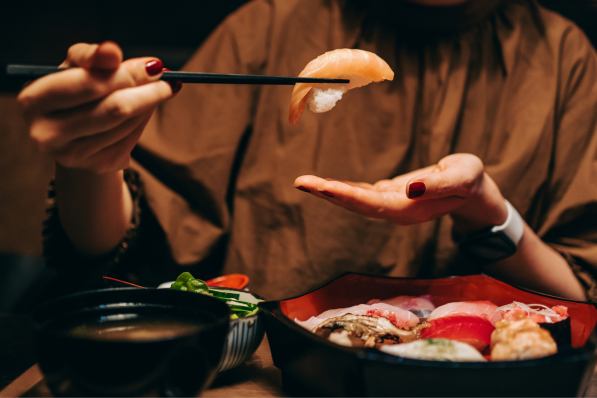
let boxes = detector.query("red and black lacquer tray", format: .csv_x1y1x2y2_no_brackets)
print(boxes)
259,273,597,397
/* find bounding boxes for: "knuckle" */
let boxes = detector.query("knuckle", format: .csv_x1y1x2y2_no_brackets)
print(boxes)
56,147,85,168
58,156,77,169
67,43,93,65
29,123,52,150
372,207,386,218
93,163,109,174
78,82,100,100
460,180,475,194
436,174,448,198
104,99,132,120
122,71,137,88
117,154,131,170
66,44,81,59
17,91,36,112
463,153,484,170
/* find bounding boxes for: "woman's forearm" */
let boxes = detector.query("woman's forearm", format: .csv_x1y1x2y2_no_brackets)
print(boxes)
483,223,586,301
54,163,133,256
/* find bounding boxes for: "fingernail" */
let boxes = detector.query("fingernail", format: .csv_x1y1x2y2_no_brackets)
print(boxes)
170,80,183,94
295,186,310,193
408,182,426,199
145,59,163,76
320,190,334,198
162,68,182,93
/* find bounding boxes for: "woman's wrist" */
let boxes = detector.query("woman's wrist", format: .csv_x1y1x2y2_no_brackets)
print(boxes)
450,172,508,234
55,163,133,256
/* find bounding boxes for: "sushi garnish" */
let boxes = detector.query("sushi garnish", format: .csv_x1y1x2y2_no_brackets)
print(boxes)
288,49,394,125
491,302,569,325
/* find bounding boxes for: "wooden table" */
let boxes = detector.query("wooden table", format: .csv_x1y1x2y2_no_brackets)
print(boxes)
0,336,286,398
1,313,597,397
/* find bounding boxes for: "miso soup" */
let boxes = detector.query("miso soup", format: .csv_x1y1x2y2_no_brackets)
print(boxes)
67,315,205,342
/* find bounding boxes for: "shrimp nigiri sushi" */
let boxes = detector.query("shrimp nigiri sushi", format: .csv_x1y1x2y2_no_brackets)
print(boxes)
288,49,394,125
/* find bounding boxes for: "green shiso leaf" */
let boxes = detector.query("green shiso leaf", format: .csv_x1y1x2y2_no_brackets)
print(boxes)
171,272,261,318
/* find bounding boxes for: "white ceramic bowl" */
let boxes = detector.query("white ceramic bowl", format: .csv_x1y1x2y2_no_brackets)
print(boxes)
158,282,265,371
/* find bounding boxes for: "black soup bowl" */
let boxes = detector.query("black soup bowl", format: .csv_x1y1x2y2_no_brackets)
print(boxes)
31,288,230,397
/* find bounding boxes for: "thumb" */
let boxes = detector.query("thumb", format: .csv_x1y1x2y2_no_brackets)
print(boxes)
406,154,484,200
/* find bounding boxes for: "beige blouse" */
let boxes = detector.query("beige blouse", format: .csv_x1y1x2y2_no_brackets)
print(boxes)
122,0,597,300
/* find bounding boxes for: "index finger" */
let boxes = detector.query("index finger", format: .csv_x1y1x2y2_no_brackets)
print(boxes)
295,175,407,218
19,56,164,117
62,41,122,70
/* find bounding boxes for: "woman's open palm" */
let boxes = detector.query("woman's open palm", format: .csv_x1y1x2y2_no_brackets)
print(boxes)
295,154,508,231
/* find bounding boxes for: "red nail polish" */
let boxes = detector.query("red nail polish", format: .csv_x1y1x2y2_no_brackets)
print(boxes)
162,68,182,93
145,60,163,76
295,186,311,193
320,190,334,198
170,80,183,94
408,182,426,199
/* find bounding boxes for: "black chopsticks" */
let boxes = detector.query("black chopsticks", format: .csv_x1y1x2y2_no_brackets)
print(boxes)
5,65,350,86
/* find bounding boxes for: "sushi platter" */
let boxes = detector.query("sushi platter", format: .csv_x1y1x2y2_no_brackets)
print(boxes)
260,273,597,397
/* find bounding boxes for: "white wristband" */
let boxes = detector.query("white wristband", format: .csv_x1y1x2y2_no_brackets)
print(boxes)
492,200,524,246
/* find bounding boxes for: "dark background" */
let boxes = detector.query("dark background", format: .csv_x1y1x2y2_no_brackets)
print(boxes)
0,0,596,313
0,0,250,91
1,0,597,92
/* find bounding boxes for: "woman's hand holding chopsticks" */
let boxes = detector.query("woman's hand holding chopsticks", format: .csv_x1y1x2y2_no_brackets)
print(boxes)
17,42,177,256
18,41,179,174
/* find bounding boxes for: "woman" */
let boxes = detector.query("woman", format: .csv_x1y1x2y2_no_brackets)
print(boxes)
18,0,597,300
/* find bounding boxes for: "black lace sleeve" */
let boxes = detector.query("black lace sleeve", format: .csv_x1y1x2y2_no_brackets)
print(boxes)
556,250,597,303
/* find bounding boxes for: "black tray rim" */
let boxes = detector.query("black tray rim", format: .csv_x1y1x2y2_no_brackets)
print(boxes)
259,272,597,370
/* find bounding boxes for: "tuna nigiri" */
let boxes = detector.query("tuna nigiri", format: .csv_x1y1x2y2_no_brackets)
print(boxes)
427,301,498,322
295,302,419,331
288,49,394,125
420,315,496,351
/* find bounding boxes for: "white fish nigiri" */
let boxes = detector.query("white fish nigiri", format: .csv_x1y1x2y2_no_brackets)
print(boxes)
295,302,418,331
288,49,394,125
381,338,487,362
427,301,498,322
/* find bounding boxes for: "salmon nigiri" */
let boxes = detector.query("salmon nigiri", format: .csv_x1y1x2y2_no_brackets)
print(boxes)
288,49,394,125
